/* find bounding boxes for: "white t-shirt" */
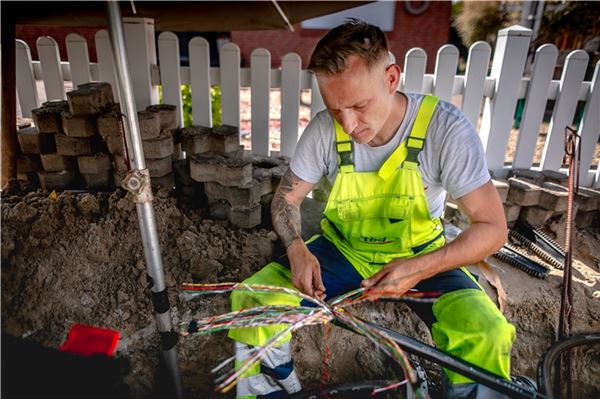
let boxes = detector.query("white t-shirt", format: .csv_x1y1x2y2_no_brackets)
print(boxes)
290,92,491,217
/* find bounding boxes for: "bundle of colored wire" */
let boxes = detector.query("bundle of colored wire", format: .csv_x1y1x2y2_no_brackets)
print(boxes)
179,283,440,394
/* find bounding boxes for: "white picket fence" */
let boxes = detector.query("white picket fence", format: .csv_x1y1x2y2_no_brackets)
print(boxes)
15,19,600,187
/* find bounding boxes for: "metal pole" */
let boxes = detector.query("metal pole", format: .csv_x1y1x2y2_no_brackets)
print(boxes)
105,2,182,397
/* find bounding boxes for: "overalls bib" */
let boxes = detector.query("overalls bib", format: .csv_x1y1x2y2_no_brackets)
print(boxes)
320,95,445,278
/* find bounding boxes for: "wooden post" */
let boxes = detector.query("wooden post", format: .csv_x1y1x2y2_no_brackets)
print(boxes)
1,4,17,188
479,25,532,178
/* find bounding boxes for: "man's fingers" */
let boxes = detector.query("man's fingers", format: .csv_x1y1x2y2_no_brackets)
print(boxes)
361,269,387,288
313,267,326,293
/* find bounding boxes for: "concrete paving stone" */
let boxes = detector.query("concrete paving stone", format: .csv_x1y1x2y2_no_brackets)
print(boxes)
40,154,75,172
575,210,599,229
77,153,112,174
146,156,173,177
173,159,194,186
181,125,212,154
503,202,521,223
38,170,78,190
151,172,175,189
210,124,240,153
17,171,40,186
541,169,568,185
208,200,261,229
189,153,253,186
82,170,114,189
105,135,124,155
97,105,122,138
538,182,569,212
146,104,177,130
17,155,42,173
506,168,543,185
205,179,262,207
112,155,129,174
507,178,542,206
137,110,161,139
55,134,101,156
61,111,97,138
17,127,57,154
576,187,600,212
230,204,262,229
492,179,510,203
68,82,114,116
142,130,175,159
31,101,68,133
520,206,554,227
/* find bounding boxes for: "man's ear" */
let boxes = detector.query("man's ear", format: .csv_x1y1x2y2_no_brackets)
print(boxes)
386,64,401,94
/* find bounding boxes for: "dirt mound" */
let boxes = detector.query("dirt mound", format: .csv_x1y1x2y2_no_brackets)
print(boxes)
2,189,599,397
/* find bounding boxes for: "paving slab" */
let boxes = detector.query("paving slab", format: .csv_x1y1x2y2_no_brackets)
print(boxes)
67,82,114,116
189,153,252,186
138,110,161,139
61,111,97,138
40,154,75,172
146,104,177,130
17,127,56,154
17,155,42,173
142,130,175,159
31,101,68,133
38,170,78,190
77,154,112,174
56,134,101,156
82,170,113,189
538,182,568,212
146,156,173,177
507,178,542,207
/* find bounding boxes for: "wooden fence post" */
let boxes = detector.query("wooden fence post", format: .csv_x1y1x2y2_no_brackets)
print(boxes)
15,40,39,117
189,36,212,127
280,53,301,158
479,25,532,178
540,50,589,171
461,41,491,128
433,45,458,102
251,48,271,156
513,44,558,169
576,61,599,187
66,33,92,88
158,32,184,127
220,43,241,129
37,36,66,101
123,17,158,110
402,48,427,94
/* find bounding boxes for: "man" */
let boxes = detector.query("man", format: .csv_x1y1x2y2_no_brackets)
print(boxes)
228,19,514,399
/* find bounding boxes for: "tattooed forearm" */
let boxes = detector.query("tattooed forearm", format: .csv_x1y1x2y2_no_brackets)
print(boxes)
271,168,303,248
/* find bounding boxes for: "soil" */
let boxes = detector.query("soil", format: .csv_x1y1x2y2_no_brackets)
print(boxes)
1,187,599,398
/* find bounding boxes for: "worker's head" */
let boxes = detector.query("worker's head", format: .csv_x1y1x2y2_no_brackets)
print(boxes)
309,19,401,146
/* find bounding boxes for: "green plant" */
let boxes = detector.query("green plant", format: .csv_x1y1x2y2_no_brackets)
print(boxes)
157,84,222,127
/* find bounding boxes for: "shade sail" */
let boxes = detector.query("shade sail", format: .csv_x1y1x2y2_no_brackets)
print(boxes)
10,1,371,31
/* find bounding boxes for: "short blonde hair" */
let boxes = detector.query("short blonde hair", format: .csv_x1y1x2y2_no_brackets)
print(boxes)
308,18,389,75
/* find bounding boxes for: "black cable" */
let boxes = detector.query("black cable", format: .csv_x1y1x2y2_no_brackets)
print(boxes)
537,333,600,398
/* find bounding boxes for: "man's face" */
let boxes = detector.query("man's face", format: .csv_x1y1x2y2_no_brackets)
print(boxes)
317,54,397,146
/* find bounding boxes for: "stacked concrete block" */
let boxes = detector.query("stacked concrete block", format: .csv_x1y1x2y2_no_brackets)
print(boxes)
139,105,179,188
17,126,56,155
575,187,600,229
186,123,289,228
501,167,598,229
27,83,117,190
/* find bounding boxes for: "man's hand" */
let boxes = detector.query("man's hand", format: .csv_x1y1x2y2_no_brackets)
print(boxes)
271,168,324,299
287,239,326,299
360,258,423,295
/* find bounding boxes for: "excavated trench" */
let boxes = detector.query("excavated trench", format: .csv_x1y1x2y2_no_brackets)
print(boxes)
2,187,599,398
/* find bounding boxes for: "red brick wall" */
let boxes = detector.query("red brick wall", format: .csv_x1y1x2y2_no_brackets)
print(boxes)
231,1,451,72
15,25,102,62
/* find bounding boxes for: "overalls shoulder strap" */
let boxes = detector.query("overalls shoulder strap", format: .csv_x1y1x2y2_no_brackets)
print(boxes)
334,120,354,173
378,95,440,181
